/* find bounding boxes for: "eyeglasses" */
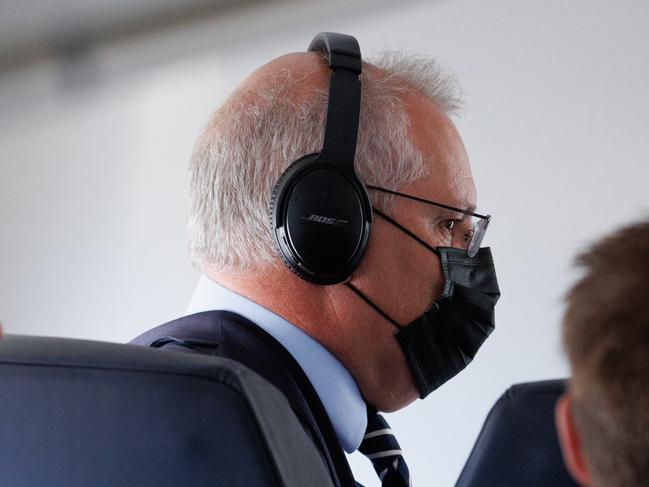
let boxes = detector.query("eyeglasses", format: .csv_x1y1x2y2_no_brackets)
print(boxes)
366,185,491,257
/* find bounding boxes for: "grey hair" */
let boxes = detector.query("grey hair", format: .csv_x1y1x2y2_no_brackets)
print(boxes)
188,51,462,271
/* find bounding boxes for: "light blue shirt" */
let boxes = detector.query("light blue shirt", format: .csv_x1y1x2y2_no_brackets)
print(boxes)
186,274,367,453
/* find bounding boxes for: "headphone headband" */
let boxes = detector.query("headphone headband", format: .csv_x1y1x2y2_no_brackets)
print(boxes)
308,33,362,169
308,32,362,73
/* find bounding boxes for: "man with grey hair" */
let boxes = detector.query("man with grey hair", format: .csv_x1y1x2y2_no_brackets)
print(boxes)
133,33,499,486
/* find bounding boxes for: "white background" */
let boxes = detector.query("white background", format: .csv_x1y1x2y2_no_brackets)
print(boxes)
1,0,648,485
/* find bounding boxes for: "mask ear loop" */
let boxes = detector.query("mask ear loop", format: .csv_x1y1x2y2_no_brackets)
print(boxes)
371,207,440,255
345,282,403,329
345,207,441,329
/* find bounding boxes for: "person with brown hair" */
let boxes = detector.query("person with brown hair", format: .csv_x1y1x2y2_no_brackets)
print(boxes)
556,218,649,487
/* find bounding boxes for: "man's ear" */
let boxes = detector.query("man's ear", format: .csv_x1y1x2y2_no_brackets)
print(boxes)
555,393,592,486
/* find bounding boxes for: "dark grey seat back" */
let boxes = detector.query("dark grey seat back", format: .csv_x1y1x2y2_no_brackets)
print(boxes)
456,379,579,487
0,334,334,487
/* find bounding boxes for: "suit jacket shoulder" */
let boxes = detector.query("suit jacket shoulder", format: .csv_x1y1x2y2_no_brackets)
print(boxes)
130,310,357,487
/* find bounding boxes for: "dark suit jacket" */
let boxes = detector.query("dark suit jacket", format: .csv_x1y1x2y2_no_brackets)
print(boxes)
130,310,358,487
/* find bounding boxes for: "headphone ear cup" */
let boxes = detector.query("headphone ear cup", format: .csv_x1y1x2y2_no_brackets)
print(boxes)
270,154,372,285
268,32,367,284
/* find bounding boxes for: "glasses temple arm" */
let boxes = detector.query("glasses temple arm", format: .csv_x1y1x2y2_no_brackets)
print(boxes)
366,185,490,220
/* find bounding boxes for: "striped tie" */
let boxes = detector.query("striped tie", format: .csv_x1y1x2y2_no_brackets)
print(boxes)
359,411,412,487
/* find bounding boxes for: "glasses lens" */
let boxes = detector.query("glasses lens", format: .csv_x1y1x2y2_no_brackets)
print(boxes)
467,216,491,257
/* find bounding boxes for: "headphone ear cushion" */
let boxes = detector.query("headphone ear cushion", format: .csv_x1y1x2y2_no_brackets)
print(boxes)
270,154,372,284
269,153,320,232
269,153,321,280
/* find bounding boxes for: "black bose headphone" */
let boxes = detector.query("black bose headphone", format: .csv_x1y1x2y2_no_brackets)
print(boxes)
269,32,372,285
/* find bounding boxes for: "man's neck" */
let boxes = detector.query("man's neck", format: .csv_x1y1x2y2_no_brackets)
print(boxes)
205,265,338,344
190,272,368,452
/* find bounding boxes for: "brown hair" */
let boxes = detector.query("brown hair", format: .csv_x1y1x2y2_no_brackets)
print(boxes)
563,218,649,487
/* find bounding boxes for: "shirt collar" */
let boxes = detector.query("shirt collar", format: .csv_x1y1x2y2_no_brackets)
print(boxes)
186,274,367,453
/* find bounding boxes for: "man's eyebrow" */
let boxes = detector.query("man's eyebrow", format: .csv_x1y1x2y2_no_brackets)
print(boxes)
449,196,478,216
424,206,466,221
452,195,476,214
429,199,476,218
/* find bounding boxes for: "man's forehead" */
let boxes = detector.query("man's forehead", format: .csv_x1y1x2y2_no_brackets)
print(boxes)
399,92,476,211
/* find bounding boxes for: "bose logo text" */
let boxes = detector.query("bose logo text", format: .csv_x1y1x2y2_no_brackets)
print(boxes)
301,214,349,226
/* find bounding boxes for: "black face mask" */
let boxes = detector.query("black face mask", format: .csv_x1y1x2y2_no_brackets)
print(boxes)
347,217,500,399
